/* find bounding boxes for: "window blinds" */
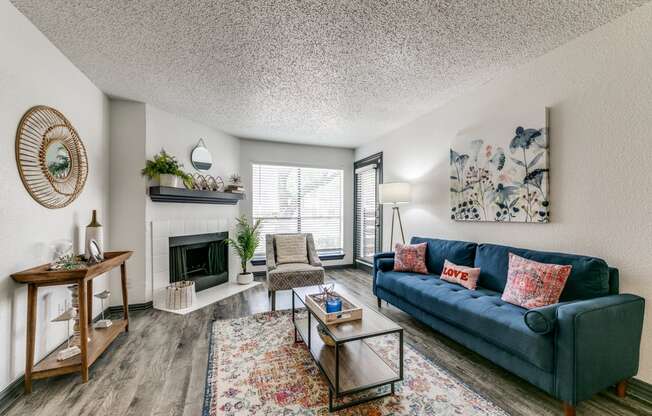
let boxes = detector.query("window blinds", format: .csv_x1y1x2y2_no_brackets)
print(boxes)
354,165,378,263
252,164,343,256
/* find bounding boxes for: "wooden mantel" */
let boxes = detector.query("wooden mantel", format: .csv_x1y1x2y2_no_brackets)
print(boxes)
11,251,133,393
148,186,245,205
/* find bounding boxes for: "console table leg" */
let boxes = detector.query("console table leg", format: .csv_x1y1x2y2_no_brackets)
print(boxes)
25,284,37,394
120,262,129,331
78,281,89,383
86,279,93,325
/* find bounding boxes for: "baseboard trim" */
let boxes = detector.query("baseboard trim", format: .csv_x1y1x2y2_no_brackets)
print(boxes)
0,301,152,414
630,378,652,407
107,300,153,314
0,377,23,415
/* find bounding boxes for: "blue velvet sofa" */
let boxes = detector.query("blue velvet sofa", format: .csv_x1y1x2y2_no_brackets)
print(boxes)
373,237,645,415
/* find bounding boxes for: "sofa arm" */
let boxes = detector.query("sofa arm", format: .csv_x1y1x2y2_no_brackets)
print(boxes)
373,252,395,295
265,236,276,271
554,294,644,405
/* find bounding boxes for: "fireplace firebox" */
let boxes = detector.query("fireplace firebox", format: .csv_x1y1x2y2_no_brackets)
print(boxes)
168,232,228,292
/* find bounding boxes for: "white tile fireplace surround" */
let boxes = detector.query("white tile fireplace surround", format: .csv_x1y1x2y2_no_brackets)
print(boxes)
150,219,261,315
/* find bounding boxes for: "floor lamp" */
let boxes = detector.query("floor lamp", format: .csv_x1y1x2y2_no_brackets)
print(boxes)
379,182,411,250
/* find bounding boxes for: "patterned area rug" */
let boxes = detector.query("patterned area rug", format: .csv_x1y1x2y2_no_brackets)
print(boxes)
203,310,507,415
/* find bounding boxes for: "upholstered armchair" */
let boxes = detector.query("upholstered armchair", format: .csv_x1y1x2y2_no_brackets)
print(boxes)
266,233,325,310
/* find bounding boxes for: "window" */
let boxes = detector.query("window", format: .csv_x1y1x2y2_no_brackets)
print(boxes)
354,153,382,265
252,164,343,257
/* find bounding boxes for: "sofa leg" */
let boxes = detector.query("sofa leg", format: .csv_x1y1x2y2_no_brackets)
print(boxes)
377,298,382,308
616,380,628,398
563,403,575,416
270,291,276,311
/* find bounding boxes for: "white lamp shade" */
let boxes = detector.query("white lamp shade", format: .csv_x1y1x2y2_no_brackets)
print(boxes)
379,182,411,204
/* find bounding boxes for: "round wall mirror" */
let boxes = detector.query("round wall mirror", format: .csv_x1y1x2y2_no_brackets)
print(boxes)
15,106,88,209
45,140,72,180
191,139,212,170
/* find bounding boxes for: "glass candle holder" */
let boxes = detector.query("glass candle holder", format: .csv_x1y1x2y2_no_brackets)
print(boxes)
325,297,342,313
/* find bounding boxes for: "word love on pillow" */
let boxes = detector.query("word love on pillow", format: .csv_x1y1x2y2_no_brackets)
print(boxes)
440,260,480,290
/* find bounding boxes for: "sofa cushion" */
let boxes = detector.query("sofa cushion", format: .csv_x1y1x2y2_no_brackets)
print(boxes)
502,253,572,309
410,237,477,274
394,242,428,274
440,259,480,290
275,234,308,264
475,243,610,301
376,270,554,371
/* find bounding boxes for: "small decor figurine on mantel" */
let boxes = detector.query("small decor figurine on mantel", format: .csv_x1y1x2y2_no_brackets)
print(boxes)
85,210,104,262
226,173,245,194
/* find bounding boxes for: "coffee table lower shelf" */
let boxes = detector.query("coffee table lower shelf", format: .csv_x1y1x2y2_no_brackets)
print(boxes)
294,316,401,411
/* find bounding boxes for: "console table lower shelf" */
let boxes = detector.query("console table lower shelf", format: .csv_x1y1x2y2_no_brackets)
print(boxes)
292,285,403,412
31,319,128,380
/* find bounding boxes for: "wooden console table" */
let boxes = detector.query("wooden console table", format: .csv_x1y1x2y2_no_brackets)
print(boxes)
11,251,133,393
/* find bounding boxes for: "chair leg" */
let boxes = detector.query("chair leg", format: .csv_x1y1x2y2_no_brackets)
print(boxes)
271,291,276,311
377,297,382,308
563,403,575,416
616,380,628,398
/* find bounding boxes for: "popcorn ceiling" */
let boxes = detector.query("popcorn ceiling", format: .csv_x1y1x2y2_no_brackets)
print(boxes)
11,0,649,147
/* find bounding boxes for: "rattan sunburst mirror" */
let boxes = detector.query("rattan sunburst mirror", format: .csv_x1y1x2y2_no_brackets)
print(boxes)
15,106,88,209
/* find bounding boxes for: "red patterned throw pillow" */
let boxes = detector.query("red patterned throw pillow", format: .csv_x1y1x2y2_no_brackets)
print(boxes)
501,253,572,309
440,259,480,290
394,242,428,274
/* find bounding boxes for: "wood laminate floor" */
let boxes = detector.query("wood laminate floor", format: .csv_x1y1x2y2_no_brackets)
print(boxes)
4,268,651,416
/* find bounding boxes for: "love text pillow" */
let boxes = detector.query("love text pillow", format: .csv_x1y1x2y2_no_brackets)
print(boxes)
501,253,572,309
440,259,480,290
394,242,428,274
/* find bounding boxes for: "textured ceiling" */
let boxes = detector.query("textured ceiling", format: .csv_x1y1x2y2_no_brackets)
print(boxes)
11,0,649,147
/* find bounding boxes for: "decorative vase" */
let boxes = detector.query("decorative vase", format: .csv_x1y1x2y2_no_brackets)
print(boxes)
159,174,180,188
85,210,104,261
237,272,254,285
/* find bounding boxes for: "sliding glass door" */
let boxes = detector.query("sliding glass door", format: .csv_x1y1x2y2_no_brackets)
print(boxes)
354,153,382,267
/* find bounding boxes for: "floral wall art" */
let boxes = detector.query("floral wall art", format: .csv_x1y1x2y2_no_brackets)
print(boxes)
450,108,549,223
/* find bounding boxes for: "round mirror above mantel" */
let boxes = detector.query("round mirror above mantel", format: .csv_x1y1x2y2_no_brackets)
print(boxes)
190,139,212,171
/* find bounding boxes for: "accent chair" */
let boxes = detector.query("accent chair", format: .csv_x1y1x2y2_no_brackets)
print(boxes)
266,233,325,310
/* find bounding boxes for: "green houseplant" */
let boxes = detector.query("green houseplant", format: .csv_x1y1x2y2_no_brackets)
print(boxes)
226,215,262,285
141,149,191,188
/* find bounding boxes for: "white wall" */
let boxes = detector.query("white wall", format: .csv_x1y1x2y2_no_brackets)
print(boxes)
0,0,110,392
239,139,355,272
356,3,652,382
108,100,147,303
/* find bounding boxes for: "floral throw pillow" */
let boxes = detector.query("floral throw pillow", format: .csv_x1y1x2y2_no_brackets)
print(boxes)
501,253,572,309
393,242,428,274
440,259,481,290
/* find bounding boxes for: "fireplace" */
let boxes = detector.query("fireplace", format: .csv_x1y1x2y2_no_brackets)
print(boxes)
168,232,228,292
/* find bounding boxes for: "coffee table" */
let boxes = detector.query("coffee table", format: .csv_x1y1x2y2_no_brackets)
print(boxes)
292,284,403,412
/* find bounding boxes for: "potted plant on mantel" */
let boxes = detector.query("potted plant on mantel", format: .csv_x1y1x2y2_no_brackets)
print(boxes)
226,215,261,285
141,149,192,188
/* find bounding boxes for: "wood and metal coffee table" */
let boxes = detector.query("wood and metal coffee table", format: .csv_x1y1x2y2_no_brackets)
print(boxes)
292,284,403,412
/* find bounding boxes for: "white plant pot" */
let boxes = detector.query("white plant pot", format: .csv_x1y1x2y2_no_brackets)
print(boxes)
160,174,181,188
237,272,254,285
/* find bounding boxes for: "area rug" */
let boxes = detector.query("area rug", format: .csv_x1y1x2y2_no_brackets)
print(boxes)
203,310,507,415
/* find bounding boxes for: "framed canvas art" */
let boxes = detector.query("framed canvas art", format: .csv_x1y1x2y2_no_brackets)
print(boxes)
450,107,549,223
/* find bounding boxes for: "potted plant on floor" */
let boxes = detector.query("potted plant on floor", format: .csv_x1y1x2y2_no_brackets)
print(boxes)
226,215,262,285
141,149,192,188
